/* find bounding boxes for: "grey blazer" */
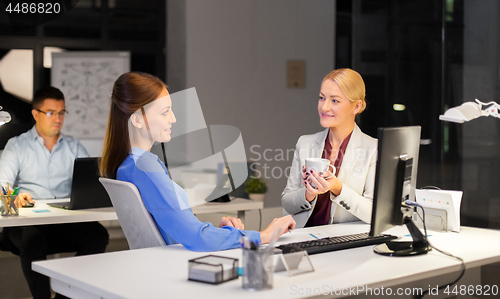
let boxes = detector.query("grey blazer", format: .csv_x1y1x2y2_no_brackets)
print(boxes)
281,124,377,228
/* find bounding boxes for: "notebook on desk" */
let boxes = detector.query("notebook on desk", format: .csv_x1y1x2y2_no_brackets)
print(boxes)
48,157,112,210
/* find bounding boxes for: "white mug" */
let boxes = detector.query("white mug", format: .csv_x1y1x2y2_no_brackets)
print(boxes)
305,158,336,180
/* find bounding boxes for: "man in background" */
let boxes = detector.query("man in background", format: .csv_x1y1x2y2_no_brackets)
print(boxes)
0,87,109,299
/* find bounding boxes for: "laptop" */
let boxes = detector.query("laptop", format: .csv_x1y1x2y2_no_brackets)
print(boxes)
48,157,112,210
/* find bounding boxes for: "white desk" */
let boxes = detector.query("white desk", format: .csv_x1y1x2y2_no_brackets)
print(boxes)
192,197,263,224
33,223,500,299
0,198,262,228
0,200,118,228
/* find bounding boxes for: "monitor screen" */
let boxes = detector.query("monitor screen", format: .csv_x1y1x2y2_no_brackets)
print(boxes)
368,126,429,256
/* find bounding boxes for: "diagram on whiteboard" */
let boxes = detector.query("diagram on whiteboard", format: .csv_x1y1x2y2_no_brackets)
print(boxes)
51,52,130,138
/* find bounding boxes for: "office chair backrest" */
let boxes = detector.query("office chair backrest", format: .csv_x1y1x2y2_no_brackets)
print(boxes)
99,177,166,250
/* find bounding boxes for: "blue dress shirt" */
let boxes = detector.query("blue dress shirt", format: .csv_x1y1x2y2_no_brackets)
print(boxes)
117,147,261,251
0,126,89,198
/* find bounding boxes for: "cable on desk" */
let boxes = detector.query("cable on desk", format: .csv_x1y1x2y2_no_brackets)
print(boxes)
419,186,442,190
405,200,466,299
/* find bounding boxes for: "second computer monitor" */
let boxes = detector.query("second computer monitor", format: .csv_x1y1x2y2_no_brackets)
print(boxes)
368,126,430,256
369,126,421,237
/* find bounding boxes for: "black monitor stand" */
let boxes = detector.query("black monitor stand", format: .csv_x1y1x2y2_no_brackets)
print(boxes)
373,216,431,256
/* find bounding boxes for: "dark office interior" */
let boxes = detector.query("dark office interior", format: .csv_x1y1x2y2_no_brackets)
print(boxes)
335,0,500,231
2,0,493,227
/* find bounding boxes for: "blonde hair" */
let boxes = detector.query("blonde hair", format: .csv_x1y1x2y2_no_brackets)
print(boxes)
323,68,366,114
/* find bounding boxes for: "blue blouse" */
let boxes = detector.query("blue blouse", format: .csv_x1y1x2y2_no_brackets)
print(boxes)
117,147,261,251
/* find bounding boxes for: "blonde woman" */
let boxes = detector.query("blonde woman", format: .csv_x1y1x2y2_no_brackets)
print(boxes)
282,68,377,228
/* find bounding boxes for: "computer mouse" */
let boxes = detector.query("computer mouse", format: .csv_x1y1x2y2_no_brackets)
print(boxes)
281,245,303,254
23,201,34,208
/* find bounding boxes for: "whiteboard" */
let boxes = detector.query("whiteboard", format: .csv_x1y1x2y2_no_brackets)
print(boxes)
51,51,130,138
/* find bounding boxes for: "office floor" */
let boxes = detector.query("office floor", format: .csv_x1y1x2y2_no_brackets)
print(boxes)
0,226,129,299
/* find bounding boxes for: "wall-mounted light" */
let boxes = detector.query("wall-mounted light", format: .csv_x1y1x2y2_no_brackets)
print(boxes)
0,106,12,126
393,104,406,111
0,47,65,103
0,49,33,102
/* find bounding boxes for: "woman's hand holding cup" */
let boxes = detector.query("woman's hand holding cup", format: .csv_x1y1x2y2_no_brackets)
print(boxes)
302,159,343,201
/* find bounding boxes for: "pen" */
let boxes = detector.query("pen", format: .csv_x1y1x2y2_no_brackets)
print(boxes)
13,187,19,196
309,233,319,240
4,184,12,214
241,236,251,249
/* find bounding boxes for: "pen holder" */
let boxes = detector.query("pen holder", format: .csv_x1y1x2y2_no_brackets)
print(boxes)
241,248,273,291
1,195,18,216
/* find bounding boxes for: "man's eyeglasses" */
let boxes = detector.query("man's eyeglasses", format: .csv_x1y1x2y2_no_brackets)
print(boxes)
35,109,68,118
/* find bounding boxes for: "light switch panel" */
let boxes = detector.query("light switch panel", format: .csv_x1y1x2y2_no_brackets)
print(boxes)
287,60,305,88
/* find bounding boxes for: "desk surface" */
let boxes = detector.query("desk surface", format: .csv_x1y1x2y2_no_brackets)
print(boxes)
191,197,263,214
0,199,118,228
0,198,262,228
33,223,500,299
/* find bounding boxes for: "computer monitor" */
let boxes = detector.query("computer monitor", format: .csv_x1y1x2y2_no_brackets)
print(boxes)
369,126,430,256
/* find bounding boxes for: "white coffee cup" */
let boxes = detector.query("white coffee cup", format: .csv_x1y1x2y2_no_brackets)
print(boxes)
305,158,336,180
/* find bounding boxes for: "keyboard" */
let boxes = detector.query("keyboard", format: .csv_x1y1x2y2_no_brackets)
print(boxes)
276,232,398,255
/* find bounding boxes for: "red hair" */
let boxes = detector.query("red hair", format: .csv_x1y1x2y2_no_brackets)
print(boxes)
100,72,166,178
